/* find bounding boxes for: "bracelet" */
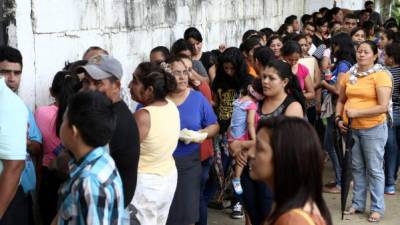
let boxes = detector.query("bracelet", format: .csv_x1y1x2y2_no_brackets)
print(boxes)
335,118,343,126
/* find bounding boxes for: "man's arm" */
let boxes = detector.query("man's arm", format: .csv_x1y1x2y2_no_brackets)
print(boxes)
0,160,25,218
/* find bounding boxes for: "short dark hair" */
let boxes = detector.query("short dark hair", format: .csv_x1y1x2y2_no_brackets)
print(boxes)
242,29,261,42
267,35,283,47
360,9,370,16
183,27,203,42
67,91,116,147
82,46,109,59
365,1,374,8
281,40,302,56
350,27,366,37
284,15,297,26
383,29,400,42
150,46,170,59
384,21,399,31
315,17,327,28
345,13,357,20
253,46,274,67
385,42,400,65
293,33,307,42
358,40,378,55
319,7,329,14
301,14,312,25
64,59,88,74
259,27,274,39
170,39,193,56
240,36,261,54
304,22,315,29
0,46,23,67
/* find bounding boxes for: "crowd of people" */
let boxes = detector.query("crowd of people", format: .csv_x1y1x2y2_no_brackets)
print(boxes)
0,1,399,225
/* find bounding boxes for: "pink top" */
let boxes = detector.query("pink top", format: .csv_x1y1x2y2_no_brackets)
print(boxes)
296,63,309,90
35,104,60,167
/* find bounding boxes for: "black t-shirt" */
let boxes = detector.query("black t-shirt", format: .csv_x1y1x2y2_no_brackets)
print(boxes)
110,101,140,207
212,74,253,133
312,35,325,48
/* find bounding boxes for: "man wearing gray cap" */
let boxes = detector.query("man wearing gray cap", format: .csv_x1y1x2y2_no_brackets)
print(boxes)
79,55,140,224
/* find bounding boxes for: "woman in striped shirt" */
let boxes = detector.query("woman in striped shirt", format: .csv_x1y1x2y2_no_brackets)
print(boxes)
383,42,400,195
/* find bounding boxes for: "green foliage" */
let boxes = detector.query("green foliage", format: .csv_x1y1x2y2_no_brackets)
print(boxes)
392,0,400,24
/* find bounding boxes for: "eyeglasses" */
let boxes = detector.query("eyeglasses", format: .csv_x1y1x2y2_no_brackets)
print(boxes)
172,70,190,77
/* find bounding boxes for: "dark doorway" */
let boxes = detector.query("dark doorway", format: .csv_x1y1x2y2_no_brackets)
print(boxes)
0,0,10,45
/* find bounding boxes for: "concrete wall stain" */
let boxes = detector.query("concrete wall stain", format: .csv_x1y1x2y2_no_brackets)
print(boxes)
8,0,340,107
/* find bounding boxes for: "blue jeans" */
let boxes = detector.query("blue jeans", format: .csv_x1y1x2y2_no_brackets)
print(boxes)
323,116,341,187
384,115,400,188
197,158,212,225
241,167,273,225
351,123,388,214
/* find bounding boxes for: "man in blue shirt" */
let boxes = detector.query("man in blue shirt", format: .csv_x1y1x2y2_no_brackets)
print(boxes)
54,91,123,225
0,46,42,157
0,46,42,195
0,46,43,225
0,76,29,224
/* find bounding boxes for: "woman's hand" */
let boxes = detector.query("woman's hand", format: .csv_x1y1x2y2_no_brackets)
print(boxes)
236,150,248,168
229,140,244,157
337,120,348,133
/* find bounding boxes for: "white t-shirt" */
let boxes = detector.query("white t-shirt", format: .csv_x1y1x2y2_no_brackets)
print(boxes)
0,77,28,173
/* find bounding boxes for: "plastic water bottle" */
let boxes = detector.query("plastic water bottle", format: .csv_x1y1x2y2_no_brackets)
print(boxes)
323,69,333,81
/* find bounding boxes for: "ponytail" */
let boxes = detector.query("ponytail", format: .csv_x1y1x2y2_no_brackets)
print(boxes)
286,74,306,112
135,62,177,101
50,71,81,137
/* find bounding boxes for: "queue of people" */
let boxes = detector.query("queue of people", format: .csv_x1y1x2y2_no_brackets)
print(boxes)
0,1,399,225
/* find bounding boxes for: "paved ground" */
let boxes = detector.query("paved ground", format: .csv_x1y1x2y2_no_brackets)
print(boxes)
208,163,400,225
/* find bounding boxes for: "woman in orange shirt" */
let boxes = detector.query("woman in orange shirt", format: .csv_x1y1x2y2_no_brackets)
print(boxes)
248,116,332,225
335,41,392,223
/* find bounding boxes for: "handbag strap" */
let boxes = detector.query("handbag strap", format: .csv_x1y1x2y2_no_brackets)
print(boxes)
291,209,316,225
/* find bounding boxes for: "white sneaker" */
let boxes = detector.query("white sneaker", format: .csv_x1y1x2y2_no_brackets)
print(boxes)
231,202,244,219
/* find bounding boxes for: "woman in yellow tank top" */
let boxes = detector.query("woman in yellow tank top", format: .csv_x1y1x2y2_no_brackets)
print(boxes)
128,62,181,225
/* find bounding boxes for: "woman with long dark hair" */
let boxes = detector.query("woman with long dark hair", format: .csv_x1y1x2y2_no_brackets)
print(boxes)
35,71,81,225
320,32,355,193
267,35,284,60
258,60,305,120
230,60,305,225
248,116,332,225
241,36,262,78
281,40,315,101
212,47,253,219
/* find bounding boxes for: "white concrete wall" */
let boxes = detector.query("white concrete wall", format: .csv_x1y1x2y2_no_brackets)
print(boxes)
10,0,345,108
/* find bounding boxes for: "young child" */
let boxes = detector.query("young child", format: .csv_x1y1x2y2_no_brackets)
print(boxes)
228,79,264,194
54,91,124,225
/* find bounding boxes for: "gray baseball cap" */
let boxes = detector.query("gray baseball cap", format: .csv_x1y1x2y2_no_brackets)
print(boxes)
78,55,123,80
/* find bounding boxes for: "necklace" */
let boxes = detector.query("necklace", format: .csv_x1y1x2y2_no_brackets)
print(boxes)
348,64,385,84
